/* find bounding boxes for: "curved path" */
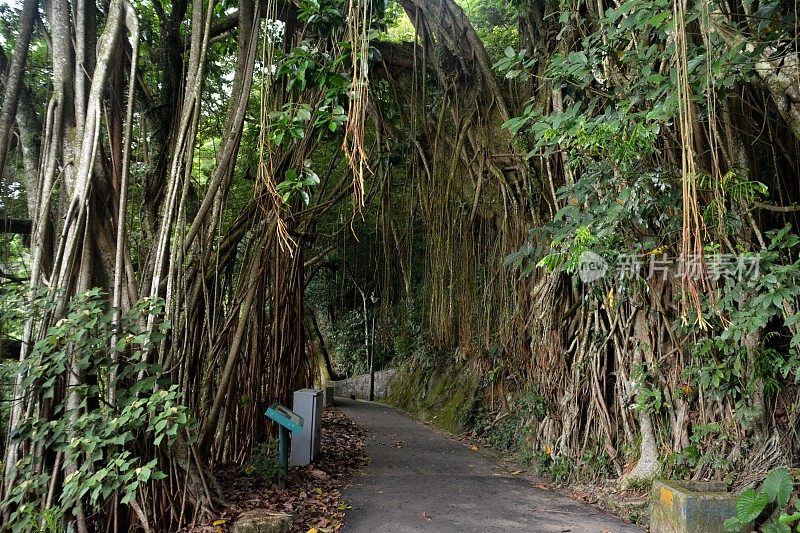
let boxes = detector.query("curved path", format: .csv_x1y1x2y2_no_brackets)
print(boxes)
338,398,644,533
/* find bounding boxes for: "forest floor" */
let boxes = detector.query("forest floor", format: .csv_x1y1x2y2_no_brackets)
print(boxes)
189,408,367,532
338,398,643,532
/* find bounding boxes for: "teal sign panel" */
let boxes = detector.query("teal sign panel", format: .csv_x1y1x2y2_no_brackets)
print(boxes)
265,402,304,434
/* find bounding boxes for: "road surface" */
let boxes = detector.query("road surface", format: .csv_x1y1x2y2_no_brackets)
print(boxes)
338,398,644,533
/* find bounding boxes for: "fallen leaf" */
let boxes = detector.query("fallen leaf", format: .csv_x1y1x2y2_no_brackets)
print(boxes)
510,470,523,475
191,409,367,533
468,444,479,451
211,519,225,526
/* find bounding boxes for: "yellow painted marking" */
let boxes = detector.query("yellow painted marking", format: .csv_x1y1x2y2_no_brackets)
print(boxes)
660,487,673,508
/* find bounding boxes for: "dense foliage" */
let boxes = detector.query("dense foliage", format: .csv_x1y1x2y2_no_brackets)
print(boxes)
0,0,799,529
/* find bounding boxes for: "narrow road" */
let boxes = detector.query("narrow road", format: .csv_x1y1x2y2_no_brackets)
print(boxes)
338,399,644,533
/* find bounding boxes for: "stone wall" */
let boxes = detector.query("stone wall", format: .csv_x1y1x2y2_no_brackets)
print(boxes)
331,369,396,400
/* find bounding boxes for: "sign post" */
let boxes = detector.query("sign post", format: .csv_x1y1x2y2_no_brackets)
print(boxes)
265,403,304,473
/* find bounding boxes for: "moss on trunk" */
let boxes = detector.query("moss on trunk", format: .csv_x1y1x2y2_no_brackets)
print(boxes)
385,359,479,434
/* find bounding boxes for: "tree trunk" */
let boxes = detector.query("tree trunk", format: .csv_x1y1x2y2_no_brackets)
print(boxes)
0,0,38,183
621,308,660,489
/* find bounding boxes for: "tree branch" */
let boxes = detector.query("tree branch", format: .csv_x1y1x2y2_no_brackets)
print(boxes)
754,202,800,213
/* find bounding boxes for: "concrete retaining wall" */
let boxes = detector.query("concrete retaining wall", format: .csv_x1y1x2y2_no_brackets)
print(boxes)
331,369,396,400
650,480,748,533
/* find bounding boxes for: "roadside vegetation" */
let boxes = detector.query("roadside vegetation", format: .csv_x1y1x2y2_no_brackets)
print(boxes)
0,0,799,530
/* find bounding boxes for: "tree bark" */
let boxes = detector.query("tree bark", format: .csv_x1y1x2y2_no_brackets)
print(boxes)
183,0,261,251
0,0,38,185
621,307,660,489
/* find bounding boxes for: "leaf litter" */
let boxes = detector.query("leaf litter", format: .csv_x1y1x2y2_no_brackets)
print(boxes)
189,408,366,532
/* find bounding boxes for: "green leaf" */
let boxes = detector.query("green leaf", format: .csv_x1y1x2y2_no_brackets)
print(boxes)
762,518,791,533
121,483,138,505
763,468,793,507
723,517,743,532
647,11,671,27
297,107,312,122
736,488,769,523
302,171,320,186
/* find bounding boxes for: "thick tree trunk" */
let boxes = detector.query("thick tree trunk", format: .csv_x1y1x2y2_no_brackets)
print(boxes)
269,242,311,405
309,308,342,381
621,308,660,488
0,0,38,183
184,0,261,250
0,47,42,215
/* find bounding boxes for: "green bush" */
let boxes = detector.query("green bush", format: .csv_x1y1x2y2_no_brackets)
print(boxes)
725,468,800,533
244,440,282,481
2,289,192,532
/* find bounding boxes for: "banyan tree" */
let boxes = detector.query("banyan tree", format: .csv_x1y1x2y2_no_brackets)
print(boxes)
0,0,799,529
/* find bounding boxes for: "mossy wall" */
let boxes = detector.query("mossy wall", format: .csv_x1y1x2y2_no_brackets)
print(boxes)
385,359,479,433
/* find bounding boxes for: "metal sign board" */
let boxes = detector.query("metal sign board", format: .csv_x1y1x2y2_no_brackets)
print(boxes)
265,402,304,434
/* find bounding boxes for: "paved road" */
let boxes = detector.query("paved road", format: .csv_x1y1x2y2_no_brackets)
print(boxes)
338,399,643,533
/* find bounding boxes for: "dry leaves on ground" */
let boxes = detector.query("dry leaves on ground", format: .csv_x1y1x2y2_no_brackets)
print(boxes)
569,481,650,525
190,408,367,533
